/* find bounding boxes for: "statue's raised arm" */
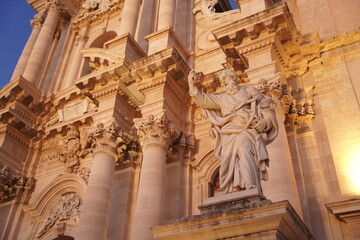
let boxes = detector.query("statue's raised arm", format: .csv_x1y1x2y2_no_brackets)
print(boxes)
188,68,278,195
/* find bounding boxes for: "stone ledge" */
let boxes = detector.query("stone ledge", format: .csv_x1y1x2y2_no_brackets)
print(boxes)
197,188,269,216
152,201,314,240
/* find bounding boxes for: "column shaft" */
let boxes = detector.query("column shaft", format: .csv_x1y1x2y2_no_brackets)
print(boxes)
263,111,302,216
132,144,167,240
119,0,141,36
23,5,60,84
157,0,176,30
75,151,115,240
11,20,41,80
64,35,87,89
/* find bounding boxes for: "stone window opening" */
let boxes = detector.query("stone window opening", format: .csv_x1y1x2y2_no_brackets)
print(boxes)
209,167,221,197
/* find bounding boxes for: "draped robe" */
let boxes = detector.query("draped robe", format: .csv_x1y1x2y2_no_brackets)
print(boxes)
191,87,278,193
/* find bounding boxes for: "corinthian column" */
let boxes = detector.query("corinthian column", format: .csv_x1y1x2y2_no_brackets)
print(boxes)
119,0,141,36
63,33,88,89
23,0,61,85
132,114,179,240
11,16,42,80
259,79,302,217
157,0,176,30
75,122,128,240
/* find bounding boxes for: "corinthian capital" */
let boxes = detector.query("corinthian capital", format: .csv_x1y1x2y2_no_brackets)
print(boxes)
135,114,179,148
46,0,62,12
86,121,129,159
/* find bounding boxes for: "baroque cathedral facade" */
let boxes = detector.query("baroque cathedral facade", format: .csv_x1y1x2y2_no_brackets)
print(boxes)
0,0,360,239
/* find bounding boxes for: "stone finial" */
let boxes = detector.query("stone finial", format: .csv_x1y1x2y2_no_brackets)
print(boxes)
135,114,180,149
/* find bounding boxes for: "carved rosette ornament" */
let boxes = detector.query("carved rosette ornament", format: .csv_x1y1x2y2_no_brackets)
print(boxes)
86,121,129,160
135,114,180,149
36,193,82,238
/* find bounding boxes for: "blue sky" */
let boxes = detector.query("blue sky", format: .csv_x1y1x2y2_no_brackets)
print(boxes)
0,1,35,88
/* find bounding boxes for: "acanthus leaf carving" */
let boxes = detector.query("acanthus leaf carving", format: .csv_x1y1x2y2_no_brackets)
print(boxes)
86,120,130,159
257,77,315,132
135,114,180,149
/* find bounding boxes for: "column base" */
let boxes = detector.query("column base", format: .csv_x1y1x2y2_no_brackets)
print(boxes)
152,199,314,240
145,27,188,60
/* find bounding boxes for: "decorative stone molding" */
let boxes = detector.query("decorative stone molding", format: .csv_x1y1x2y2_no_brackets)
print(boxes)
36,192,82,238
82,0,116,11
257,77,315,131
73,0,122,27
86,121,130,159
135,114,180,149
0,165,35,203
75,33,88,46
57,166,91,184
59,125,90,173
116,141,143,169
45,98,98,128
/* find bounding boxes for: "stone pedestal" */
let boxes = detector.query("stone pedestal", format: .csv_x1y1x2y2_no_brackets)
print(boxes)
152,196,314,240
199,188,268,214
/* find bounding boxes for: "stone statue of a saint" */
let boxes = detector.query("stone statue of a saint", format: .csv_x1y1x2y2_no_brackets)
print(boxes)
188,69,278,194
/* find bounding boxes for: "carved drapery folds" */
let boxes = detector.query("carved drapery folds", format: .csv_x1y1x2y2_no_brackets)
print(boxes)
135,114,180,149
0,165,35,203
86,121,130,159
36,193,82,238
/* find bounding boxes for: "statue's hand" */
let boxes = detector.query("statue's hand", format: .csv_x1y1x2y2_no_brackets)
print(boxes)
188,69,198,87
253,118,268,132
188,69,199,95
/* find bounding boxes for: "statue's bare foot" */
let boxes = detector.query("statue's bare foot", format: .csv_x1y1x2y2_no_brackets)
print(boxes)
245,184,256,190
233,186,241,192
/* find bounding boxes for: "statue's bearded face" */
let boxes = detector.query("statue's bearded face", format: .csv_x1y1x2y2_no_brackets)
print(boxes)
219,70,238,94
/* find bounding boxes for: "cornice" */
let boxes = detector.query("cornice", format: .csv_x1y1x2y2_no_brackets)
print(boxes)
71,0,123,29
133,47,190,92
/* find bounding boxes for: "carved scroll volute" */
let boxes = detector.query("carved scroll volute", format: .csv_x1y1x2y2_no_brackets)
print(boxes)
135,114,180,149
86,121,129,160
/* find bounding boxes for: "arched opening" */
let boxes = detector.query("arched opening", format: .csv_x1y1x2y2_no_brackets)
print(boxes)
81,31,117,76
53,236,74,240
209,167,221,197
89,31,117,48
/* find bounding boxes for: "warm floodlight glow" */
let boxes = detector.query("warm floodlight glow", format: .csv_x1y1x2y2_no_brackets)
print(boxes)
344,144,360,194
